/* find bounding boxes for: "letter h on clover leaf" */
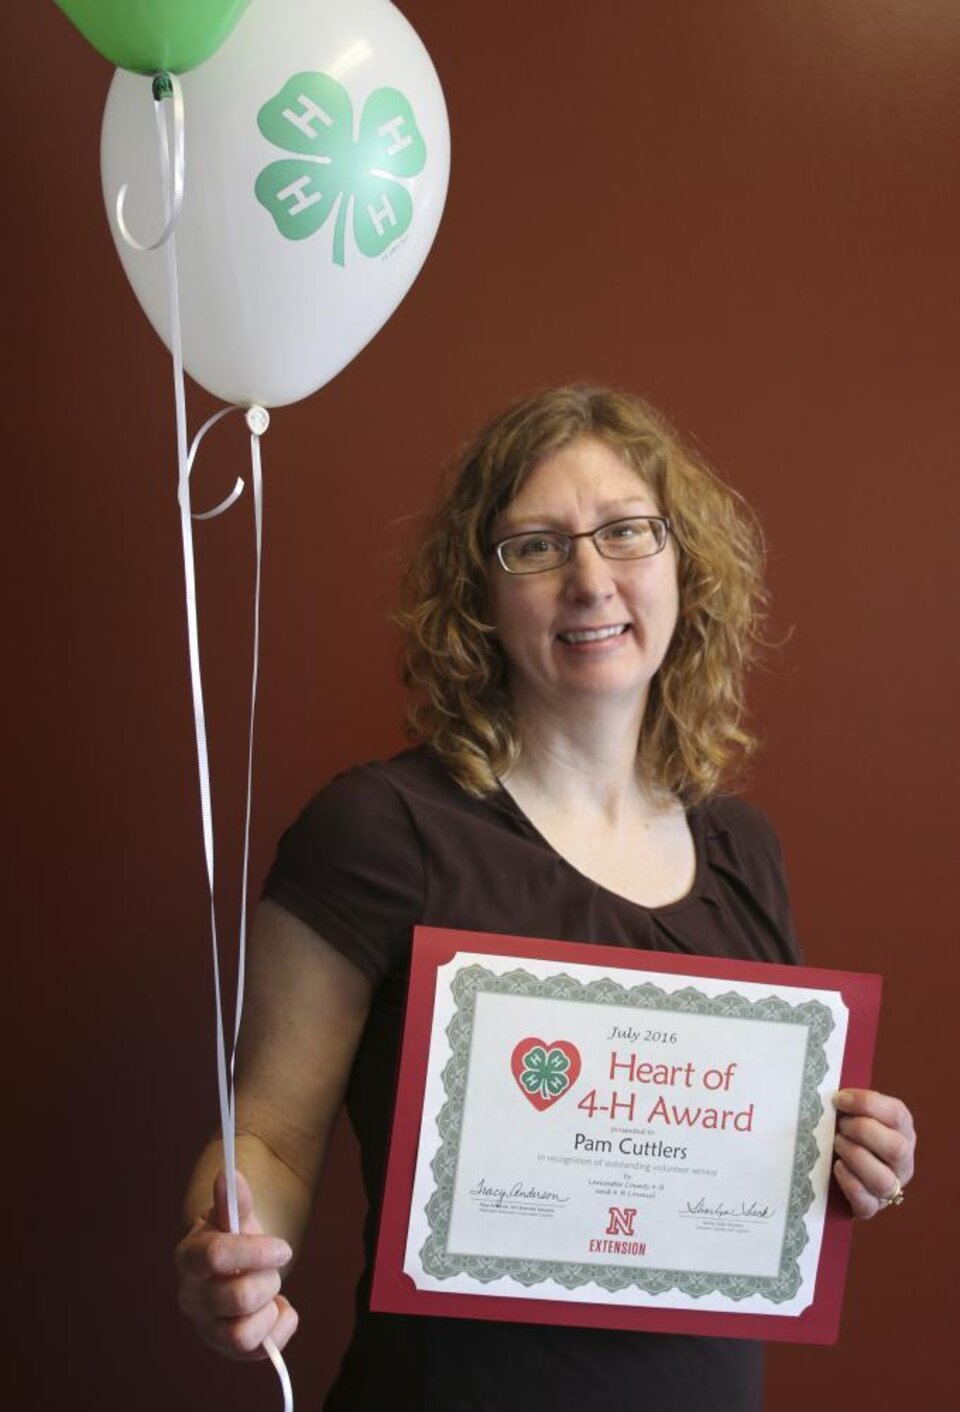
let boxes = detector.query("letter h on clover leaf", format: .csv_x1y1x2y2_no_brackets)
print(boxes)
255,72,427,267
520,1045,572,1101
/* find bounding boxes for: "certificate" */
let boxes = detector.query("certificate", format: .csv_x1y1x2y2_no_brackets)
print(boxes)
371,928,881,1344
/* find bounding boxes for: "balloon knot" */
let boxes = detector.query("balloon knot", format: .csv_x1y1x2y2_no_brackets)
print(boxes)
245,406,271,437
152,72,174,102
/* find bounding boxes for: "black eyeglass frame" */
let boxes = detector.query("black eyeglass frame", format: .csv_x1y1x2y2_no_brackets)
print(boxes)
489,515,673,575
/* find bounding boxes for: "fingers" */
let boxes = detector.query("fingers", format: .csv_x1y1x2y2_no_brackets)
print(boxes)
832,1156,887,1221
835,1115,915,1179
176,1232,297,1360
178,1263,282,1347
832,1089,916,1219
176,1172,297,1361
180,1263,282,1320
193,1291,299,1360
177,1228,293,1280
832,1134,897,1215
269,1295,300,1354
833,1088,915,1137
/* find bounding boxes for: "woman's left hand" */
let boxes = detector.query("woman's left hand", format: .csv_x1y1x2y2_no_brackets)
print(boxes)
832,1088,916,1219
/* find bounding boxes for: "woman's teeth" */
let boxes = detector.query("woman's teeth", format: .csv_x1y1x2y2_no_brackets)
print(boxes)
558,625,628,644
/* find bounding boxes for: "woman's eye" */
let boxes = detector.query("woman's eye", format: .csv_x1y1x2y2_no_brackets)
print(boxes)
606,520,646,541
517,535,559,557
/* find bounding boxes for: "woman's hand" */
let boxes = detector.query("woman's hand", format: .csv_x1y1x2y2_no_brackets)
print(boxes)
175,905,372,1361
832,1088,916,1219
176,1169,299,1359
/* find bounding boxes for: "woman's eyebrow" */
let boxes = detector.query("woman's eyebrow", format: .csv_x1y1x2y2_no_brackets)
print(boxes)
496,501,658,533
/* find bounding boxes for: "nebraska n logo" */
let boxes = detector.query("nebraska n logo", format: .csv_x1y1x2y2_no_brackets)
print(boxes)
605,1206,637,1237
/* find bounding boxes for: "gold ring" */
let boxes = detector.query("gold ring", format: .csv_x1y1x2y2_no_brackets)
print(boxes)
878,1178,905,1209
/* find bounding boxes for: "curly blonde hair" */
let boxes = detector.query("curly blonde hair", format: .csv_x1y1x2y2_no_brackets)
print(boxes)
397,386,767,802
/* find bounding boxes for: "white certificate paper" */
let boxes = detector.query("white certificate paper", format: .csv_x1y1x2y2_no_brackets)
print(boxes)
402,945,850,1319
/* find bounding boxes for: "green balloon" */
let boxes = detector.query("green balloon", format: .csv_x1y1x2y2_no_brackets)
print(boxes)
54,0,252,75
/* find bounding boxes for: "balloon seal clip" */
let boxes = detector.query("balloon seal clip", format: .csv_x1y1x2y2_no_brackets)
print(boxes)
246,406,270,437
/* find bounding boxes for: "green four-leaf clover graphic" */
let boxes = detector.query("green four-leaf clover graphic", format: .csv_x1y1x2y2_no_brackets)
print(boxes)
255,72,427,267
519,1045,571,1101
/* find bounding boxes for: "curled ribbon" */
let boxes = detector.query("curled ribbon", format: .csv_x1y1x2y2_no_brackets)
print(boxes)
117,72,185,251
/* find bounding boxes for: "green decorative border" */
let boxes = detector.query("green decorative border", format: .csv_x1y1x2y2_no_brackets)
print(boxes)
419,965,834,1304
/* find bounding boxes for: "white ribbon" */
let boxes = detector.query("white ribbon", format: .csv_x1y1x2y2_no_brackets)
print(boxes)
117,72,186,251
121,71,293,1412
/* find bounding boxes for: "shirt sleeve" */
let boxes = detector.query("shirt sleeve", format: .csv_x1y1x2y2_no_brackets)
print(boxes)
261,762,427,985
704,795,803,965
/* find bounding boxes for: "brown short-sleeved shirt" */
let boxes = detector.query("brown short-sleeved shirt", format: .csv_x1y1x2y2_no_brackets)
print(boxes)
264,746,799,1412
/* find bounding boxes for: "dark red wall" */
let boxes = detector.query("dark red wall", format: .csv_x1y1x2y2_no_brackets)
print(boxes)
9,2,956,1405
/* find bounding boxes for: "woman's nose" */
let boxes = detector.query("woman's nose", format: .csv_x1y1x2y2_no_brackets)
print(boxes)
562,538,615,603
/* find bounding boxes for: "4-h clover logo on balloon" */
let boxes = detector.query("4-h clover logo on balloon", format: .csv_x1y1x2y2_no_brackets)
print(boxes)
255,72,427,267
510,1037,582,1113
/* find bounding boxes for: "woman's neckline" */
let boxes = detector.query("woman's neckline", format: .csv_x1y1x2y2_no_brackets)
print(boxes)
492,779,708,915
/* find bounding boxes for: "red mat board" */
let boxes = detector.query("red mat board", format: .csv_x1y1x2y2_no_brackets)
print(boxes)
370,926,882,1344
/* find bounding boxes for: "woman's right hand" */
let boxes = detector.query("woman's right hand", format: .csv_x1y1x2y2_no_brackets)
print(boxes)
175,1169,299,1359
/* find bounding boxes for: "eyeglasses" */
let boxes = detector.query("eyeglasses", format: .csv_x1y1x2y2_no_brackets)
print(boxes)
491,516,672,575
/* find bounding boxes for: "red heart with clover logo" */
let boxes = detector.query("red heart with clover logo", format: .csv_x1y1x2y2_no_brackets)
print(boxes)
510,1037,582,1112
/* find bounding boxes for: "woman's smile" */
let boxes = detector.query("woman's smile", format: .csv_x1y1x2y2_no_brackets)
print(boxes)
556,622,631,647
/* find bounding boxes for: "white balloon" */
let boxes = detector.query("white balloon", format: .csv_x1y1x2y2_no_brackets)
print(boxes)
101,0,449,407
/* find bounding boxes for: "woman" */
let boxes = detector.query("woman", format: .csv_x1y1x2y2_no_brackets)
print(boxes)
176,387,916,1410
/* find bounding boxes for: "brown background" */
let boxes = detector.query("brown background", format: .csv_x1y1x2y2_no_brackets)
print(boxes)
7,1,957,1406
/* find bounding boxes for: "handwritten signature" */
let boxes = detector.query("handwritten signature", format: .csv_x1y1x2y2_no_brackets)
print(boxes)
682,1197,775,1219
469,1177,570,1208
